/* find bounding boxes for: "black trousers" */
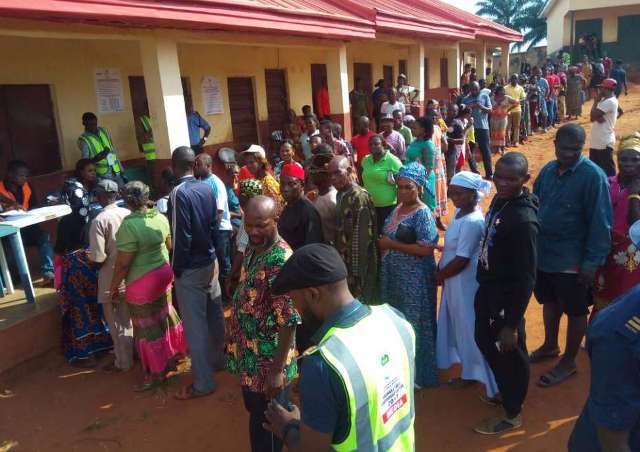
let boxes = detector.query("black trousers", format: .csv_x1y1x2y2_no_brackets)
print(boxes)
474,286,530,417
242,387,287,452
474,128,493,178
589,147,616,177
445,141,458,182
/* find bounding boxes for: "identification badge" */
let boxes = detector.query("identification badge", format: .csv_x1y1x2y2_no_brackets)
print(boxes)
377,350,408,424
106,153,115,166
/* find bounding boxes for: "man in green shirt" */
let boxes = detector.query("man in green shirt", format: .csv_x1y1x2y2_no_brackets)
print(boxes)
360,134,403,229
393,110,413,146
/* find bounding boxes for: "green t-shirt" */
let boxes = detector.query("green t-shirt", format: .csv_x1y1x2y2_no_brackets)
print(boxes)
361,151,403,207
397,125,413,149
116,208,170,283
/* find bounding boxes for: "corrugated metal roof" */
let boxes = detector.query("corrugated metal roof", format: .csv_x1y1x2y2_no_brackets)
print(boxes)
0,0,522,42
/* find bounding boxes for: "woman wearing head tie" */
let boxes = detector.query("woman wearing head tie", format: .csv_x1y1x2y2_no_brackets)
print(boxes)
592,133,640,316
435,171,498,399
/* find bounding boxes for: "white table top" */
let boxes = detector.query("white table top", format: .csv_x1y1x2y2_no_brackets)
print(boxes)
0,204,72,230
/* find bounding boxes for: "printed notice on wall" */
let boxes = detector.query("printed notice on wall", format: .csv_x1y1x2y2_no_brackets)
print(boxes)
95,68,124,113
202,76,223,114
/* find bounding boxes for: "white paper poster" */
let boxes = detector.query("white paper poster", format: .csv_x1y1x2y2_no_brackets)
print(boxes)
95,68,124,113
201,76,223,114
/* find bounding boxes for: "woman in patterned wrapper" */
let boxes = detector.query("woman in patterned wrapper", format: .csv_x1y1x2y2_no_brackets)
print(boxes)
592,133,640,317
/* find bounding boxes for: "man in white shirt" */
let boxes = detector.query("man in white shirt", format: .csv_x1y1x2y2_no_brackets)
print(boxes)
590,78,623,177
88,179,133,372
397,74,418,113
380,89,405,117
194,153,233,290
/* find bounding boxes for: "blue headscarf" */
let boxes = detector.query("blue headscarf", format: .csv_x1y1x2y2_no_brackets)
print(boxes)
397,161,427,188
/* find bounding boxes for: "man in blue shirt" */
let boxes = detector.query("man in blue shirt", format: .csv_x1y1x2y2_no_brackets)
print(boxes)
568,221,640,451
185,95,211,154
610,60,628,98
530,124,612,387
463,81,493,179
169,146,224,400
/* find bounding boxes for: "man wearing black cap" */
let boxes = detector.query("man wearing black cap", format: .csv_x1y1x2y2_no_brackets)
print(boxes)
264,243,416,451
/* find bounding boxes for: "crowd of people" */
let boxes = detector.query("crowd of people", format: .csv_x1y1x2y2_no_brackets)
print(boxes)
0,53,638,450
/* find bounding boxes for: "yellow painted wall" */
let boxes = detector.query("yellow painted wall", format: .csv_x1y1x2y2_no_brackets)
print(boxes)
0,35,143,170
346,41,410,88
546,0,640,52
178,43,332,144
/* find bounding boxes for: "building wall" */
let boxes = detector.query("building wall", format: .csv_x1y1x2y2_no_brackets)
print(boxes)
346,41,410,88
0,35,144,169
546,0,640,52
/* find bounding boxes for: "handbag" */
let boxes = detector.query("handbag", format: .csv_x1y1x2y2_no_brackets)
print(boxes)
395,223,417,244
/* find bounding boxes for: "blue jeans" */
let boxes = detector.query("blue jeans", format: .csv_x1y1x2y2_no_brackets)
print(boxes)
20,225,54,275
215,230,232,278
546,97,557,126
174,262,225,393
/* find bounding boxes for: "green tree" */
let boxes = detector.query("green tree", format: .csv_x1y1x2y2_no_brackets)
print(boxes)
476,0,547,50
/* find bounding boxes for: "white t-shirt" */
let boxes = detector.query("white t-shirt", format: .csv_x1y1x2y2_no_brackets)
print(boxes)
380,101,405,116
591,96,618,150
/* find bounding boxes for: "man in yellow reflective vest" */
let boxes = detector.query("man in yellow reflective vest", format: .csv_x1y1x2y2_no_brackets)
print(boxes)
136,110,157,193
77,112,125,186
266,243,416,451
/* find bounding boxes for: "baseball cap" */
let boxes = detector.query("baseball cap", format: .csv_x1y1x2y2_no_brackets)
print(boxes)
241,144,266,160
272,244,348,295
95,179,119,194
598,78,617,89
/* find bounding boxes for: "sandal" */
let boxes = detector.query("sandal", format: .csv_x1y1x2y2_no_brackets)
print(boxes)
474,414,522,435
537,366,577,388
479,393,503,407
174,384,214,401
134,380,158,393
528,347,560,363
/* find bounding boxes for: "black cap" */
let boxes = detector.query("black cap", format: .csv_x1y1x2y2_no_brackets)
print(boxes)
272,244,347,295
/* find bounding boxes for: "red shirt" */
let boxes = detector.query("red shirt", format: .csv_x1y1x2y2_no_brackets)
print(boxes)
545,75,560,97
238,166,253,181
351,131,375,165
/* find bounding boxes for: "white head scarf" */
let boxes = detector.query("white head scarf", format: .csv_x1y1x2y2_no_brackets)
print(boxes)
450,171,492,200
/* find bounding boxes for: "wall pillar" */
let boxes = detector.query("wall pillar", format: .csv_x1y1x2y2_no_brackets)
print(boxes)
326,43,351,139
449,42,461,91
501,44,511,80
139,37,189,159
477,41,487,82
408,42,425,116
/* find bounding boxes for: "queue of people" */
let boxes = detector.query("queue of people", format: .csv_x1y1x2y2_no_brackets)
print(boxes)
0,59,637,451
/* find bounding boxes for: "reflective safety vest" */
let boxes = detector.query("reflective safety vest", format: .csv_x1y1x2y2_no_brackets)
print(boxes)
139,115,156,161
313,304,415,451
79,128,121,176
0,181,32,209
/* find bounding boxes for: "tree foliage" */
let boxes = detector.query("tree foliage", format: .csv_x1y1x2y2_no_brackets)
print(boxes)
476,0,547,50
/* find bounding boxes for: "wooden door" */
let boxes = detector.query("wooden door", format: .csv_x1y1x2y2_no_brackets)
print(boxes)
310,64,328,117
227,77,259,146
0,85,61,176
424,58,430,92
440,58,449,88
353,63,373,94
383,65,394,87
265,69,289,131
398,60,407,78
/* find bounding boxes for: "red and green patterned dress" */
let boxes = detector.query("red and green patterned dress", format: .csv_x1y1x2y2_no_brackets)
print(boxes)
225,237,300,392
593,176,640,311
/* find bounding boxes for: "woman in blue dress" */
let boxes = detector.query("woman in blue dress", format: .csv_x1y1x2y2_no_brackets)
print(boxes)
379,162,439,388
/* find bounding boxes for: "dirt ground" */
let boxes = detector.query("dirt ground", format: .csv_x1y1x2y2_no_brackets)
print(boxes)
2,86,640,452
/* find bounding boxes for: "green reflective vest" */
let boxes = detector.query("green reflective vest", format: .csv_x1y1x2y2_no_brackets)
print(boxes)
313,304,415,451
139,115,156,161
79,128,121,176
